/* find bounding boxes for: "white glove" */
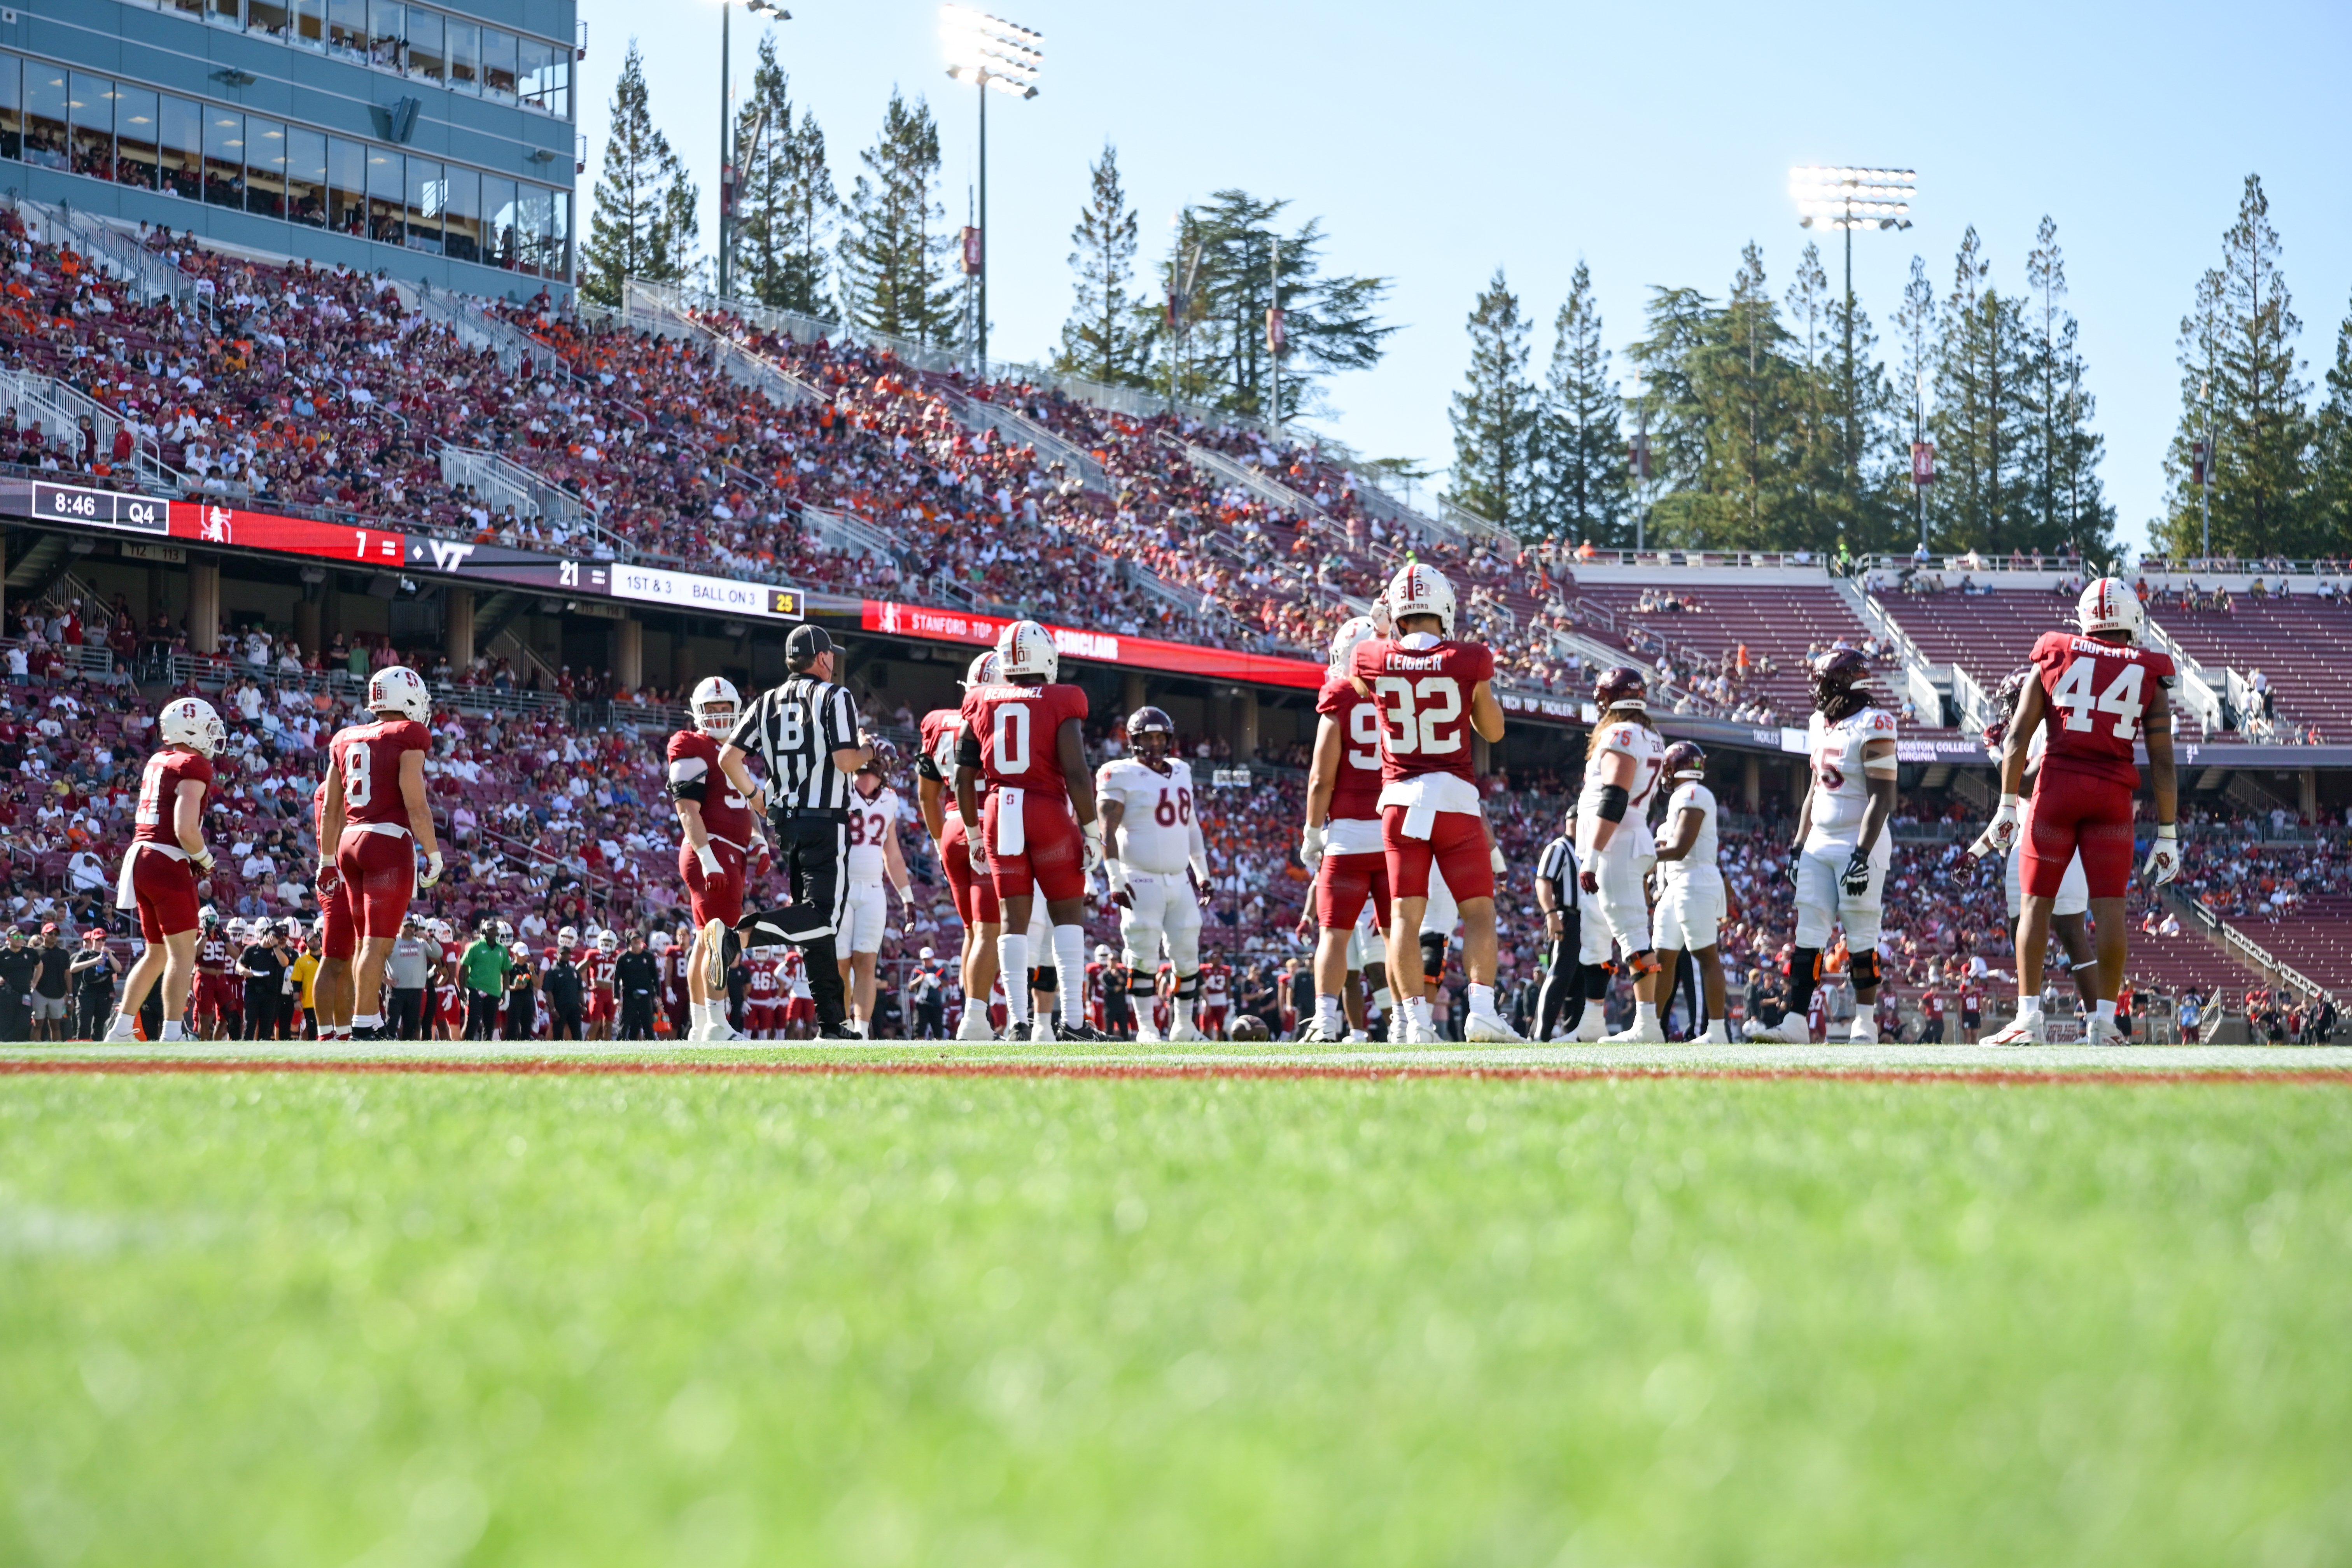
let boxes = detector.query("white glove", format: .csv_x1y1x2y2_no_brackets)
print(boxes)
1298,824,1325,870
965,831,988,877
696,841,723,877
1082,821,1105,875
315,860,343,898
420,850,443,888
1967,794,2023,859
1104,856,1129,896
2142,825,2180,887
1490,844,1507,875
190,847,215,875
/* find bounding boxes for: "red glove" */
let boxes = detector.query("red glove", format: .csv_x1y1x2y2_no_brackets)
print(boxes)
1578,868,1599,896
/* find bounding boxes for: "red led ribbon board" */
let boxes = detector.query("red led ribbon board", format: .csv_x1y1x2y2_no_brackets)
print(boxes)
168,501,410,567
861,598,1326,690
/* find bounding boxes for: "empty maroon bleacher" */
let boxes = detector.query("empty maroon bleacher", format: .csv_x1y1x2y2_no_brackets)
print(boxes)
1868,586,2078,691
2224,895,2352,992
2149,597,2352,738
1573,579,1880,722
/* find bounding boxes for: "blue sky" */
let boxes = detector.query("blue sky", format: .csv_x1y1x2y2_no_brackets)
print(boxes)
578,0,2352,554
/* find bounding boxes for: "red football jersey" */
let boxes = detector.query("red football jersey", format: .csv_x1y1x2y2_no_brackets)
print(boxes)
329,718,431,828
196,933,231,974
959,682,1090,794
2029,631,2176,788
918,707,970,789
133,748,214,845
579,950,614,992
1314,676,1384,821
1348,635,1495,787
666,729,756,847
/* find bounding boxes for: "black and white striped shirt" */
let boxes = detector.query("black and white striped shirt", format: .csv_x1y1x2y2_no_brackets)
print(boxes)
728,675,861,813
1535,835,1580,914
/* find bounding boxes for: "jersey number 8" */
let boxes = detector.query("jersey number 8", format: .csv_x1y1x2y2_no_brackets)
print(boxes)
1373,676,1463,756
342,741,374,809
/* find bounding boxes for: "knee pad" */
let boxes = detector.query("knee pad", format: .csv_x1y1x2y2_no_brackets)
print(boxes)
1850,950,1880,989
1625,949,1661,978
1125,968,1155,997
1030,966,1057,994
1419,931,1447,985
1174,971,1200,999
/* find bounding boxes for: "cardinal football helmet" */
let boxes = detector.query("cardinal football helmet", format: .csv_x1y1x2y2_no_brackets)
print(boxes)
961,649,1004,688
1328,614,1380,671
997,619,1059,682
367,665,432,723
690,676,742,737
1662,741,1707,781
159,696,227,758
1592,666,1648,713
1384,562,1457,637
1811,648,1880,723
2077,577,2144,644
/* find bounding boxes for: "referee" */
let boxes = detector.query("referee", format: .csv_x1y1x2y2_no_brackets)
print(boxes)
719,625,871,1040
1533,806,1597,1042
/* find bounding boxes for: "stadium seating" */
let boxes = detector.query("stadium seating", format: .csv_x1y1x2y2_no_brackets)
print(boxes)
1570,579,1887,723
1867,584,2080,694
2145,595,2352,739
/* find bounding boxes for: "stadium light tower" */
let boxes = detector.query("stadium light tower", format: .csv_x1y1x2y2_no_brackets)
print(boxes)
942,4,1042,376
1790,165,1914,500
718,0,790,301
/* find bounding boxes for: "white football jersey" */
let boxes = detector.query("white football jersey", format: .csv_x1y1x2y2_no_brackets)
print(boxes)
1575,721,1667,858
1095,756,1201,875
846,787,901,882
1804,707,1899,850
1656,781,1720,884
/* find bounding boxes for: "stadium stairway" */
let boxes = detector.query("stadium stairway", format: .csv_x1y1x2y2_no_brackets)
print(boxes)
2146,598,2352,738
1570,576,1883,722
1866,587,2080,704
2224,894,2352,994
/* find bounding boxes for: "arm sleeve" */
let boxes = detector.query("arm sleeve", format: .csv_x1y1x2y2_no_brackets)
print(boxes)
956,727,982,770
913,748,942,782
665,753,709,803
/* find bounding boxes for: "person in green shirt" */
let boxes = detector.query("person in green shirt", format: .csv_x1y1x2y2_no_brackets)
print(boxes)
458,927,511,1040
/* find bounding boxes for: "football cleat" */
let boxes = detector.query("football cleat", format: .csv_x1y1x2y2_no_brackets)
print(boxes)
1747,1013,1814,1045
1570,1008,1608,1043
815,1021,863,1040
1464,1010,1525,1044
1133,1022,1163,1043
1168,1019,1204,1042
1848,1015,1881,1045
1699,1020,1730,1045
700,919,729,993
2082,1015,2122,1048
1388,1009,1412,1045
1978,1017,2045,1047
102,1018,139,1043
955,1009,995,1040
1058,1020,1110,1043
1292,1020,1348,1044
1028,1016,1058,1044
1603,1018,1666,1045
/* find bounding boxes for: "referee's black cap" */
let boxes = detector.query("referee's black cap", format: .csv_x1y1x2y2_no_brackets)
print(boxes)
785,624,835,669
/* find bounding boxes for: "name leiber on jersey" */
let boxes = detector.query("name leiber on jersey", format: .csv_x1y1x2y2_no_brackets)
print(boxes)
1806,705,1898,854
959,681,1090,793
1348,634,1492,808
846,786,902,881
330,716,431,828
1095,755,1201,875
1577,720,1666,857
2029,631,2175,787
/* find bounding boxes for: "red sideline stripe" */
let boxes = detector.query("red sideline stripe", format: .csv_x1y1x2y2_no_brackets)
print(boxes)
1,1058,2349,1087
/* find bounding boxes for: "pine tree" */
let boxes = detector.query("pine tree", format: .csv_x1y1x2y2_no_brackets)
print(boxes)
1689,243,1804,550
730,38,835,315
1892,255,1935,549
1053,142,1150,386
1533,260,1627,546
837,89,957,344
1447,269,1538,530
1927,226,2033,553
579,43,686,305
2022,217,2116,560
2160,268,2226,558
1783,242,1839,536
2310,294,2352,553
653,158,701,286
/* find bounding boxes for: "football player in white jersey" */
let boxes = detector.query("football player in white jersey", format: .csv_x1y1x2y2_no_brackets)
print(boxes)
1972,666,2101,1026
840,741,913,1037
1575,667,1668,1043
1097,705,1212,1041
1754,648,1899,1045
1649,742,1730,1044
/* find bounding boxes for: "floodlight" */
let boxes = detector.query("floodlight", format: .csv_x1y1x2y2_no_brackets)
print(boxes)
942,4,1043,98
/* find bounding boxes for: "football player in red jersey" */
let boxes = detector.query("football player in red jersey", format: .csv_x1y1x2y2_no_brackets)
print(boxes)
318,667,442,1039
1347,563,1517,1043
669,676,762,1042
104,696,225,1042
582,928,618,1039
1298,614,1393,1043
955,620,1107,1042
918,651,1004,1041
192,908,236,1038
1971,578,2179,1045
306,777,358,1043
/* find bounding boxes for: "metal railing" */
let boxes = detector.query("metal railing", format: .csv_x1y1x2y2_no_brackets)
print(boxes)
800,504,901,567
2139,615,2227,734
436,443,639,562
0,364,186,495
961,396,1107,491
29,198,199,310
412,282,570,380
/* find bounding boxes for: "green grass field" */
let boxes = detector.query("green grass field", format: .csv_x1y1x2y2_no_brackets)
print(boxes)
4,1060,2349,1566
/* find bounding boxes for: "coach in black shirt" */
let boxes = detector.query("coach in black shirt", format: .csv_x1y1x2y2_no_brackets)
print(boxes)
721,625,873,1039
0,928,35,1040
543,946,585,1040
614,932,661,1041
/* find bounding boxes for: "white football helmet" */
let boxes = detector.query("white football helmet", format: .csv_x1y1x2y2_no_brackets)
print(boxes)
961,650,1004,688
495,919,514,943
595,929,619,954
2077,577,2145,644
158,696,226,758
368,665,432,722
1328,614,1380,670
1384,562,1457,637
690,676,741,737
997,619,1059,682
557,925,578,947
